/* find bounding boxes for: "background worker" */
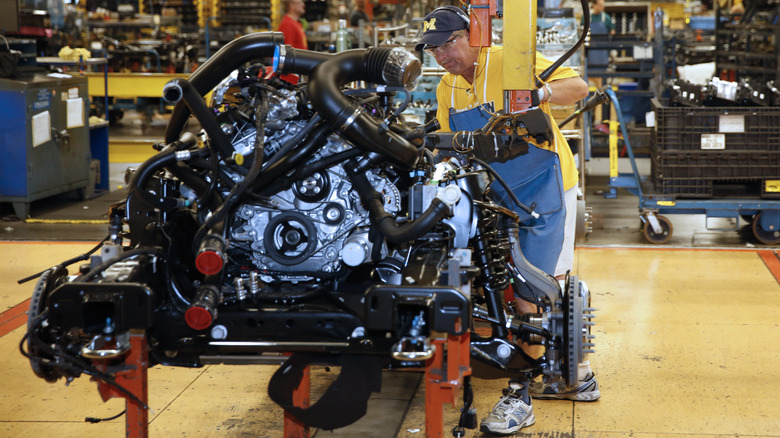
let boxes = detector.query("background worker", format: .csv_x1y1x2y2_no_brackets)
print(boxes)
415,6,598,435
349,0,371,26
588,0,616,35
278,0,308,49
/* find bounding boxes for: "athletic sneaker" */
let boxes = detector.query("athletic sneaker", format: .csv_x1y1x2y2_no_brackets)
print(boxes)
529,373,601,401
479,386,535,435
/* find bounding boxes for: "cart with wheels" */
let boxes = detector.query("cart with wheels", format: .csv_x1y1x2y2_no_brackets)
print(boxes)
602,88,780,245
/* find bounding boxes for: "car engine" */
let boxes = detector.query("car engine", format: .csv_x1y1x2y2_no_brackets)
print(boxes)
22,32,594,431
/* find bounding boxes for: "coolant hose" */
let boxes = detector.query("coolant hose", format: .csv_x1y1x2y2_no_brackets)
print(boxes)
251,121,330,195
347,165,451,244
128,133,205,210
166,32,288,143
306,49,420,170
162,78,234,159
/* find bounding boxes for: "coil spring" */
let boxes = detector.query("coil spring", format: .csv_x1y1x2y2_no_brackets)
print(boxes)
234,277,248,301
473,214,510,294
473,209,512,339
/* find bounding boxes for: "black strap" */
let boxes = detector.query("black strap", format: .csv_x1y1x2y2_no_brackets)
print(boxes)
267,353,386,430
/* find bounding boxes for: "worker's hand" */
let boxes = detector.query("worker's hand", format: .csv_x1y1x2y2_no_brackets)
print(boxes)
536,83,552,104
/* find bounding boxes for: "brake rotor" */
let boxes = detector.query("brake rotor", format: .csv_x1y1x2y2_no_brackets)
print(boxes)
561,275,596,387
27,266,67,383
563,277,582,387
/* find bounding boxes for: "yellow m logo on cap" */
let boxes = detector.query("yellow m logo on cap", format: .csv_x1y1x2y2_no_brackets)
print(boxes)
423,18,437,32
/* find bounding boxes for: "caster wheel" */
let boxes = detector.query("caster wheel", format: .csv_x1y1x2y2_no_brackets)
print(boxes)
642,215,673,244
752,212,780,245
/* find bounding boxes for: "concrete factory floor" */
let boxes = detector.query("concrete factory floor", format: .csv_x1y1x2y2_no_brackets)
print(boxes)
2,241,779,437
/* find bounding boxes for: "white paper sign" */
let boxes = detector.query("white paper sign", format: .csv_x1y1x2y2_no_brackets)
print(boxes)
719,115,745,133
32,111,51,147
633,45,653,59
67,98,84,128
701,133,726,150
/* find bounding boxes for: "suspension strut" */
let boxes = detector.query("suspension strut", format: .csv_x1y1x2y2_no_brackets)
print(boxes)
472,211,511,339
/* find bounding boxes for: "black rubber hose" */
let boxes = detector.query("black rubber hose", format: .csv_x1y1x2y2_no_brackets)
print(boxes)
188,88,271,249
258,115,322,174
369,187,451,244
128,133,204,210
162,78,234,160
166,32,286,143
346,164,451,244
167,160,225,210
307,49,420,170
260,148,363,196
251,121,331,195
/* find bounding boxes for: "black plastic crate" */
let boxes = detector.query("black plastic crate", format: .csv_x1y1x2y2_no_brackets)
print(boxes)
652,176,713,198
651,150,780,179
651,99,780,152
650,149,780,198
652,175,780,199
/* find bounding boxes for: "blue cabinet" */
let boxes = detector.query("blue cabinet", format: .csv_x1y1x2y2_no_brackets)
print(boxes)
0,74,91,219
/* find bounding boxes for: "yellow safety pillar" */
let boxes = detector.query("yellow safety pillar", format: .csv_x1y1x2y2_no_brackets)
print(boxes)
502,0,537,112
198,0,208,28
608,118,619,179
271,0,281,31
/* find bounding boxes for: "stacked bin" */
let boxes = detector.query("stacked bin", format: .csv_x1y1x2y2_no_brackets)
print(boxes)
650,99,780,198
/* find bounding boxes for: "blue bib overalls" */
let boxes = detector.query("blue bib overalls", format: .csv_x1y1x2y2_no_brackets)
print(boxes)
448,104,565,276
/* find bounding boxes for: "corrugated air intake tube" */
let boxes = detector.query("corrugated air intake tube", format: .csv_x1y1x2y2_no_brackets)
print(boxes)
300,47,422,171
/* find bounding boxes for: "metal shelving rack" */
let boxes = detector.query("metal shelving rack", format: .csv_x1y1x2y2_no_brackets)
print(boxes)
217,0,272,27
140,0,200,29
714,0,780,83
585,1,656,102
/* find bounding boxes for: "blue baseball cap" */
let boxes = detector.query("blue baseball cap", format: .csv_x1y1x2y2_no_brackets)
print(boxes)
415,7,469,52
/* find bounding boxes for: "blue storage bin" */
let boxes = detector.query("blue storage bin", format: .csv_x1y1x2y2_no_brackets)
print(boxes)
688,16,716,30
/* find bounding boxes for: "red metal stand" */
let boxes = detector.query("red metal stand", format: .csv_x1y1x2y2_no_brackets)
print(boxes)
424,333,472,438
88,332,465,438
94,332,150,438
283,365,311,438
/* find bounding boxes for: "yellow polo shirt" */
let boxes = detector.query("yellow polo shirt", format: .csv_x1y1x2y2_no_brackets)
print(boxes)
435,46,580,191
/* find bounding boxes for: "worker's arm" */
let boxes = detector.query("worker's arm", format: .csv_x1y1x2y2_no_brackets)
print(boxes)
535,52,589,106
546,76,589,106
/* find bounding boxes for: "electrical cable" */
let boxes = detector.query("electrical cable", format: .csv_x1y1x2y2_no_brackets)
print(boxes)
469,156,536,216
17,236,108,284
20,319,151,411
85,410,126,423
